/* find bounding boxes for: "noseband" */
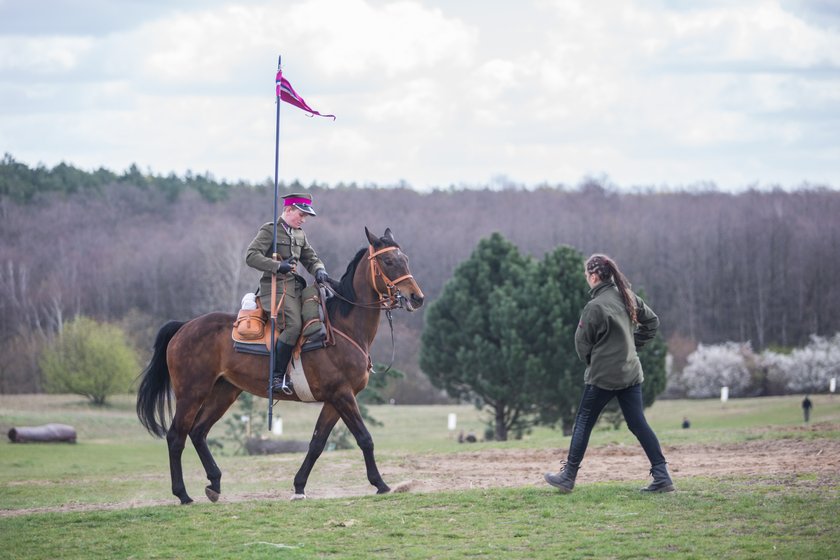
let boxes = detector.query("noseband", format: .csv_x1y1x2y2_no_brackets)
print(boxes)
368,245,414,309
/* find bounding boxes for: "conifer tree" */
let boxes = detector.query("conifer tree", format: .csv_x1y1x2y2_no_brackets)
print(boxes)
420,232,533,440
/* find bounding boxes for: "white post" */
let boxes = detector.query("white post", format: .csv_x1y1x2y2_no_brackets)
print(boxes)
830,377,836,393
241,415,251,438
272,417,283,436
720,386,729,403
447,413,457,431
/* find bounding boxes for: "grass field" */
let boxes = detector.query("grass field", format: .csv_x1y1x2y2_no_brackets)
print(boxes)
1,393,839,559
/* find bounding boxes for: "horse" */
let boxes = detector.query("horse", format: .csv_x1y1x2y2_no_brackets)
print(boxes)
136,227,424,504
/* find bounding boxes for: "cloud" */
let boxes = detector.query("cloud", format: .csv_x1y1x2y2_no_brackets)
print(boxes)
0,35,95,74
0,0,838,190
285,0,478,78
90,0,478,92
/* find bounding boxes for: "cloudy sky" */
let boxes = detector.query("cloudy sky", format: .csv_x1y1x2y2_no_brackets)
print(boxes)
1,0,838,191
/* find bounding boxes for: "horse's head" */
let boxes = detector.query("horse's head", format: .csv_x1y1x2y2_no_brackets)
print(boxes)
364,227,425,311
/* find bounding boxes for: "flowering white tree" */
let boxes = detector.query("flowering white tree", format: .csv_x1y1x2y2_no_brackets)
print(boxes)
757,349,794,395
786,334,840,393
681,342,753,398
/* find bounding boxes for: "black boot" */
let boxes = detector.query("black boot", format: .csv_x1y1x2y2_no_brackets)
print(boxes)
272,341,295,393
641,462,675,493
544,461,579,493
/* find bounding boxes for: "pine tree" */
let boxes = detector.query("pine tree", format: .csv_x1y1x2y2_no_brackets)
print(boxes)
523,245,590,434
420,232,533,441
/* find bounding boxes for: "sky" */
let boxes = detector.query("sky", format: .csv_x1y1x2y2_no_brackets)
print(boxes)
1,0,839,191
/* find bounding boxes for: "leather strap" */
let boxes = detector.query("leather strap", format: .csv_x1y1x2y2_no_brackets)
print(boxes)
332,327,372,372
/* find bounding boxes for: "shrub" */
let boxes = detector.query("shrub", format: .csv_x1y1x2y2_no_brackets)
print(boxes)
39,316,138,405
681,342,753,398
785,334,840,393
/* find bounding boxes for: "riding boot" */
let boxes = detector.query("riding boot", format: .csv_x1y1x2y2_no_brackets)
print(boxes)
544,461,579,493
272,341,295,392
640,462,675,493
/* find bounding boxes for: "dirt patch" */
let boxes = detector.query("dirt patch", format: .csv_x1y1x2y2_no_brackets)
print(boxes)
3,424,838,516
381,436,840,495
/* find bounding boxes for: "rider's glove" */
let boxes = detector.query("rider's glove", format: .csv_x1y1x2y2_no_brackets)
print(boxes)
276,257,296,275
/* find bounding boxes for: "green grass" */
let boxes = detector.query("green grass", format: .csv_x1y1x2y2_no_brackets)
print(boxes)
1,394,839,559
1,481,838,559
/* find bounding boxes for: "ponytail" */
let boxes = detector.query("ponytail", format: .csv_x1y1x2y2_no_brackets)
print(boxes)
585,254,637,324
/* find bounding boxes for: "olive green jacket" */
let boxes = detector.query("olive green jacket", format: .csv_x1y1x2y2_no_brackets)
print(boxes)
574,281,659,390
245,219,325,308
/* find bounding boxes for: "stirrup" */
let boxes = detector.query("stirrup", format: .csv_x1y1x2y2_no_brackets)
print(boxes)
273,375,294,396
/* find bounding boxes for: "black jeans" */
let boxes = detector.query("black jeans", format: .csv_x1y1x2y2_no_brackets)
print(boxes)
567,383,666,468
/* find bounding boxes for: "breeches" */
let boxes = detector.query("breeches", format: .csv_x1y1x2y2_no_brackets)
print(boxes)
278,293,302,345
259,282,303,345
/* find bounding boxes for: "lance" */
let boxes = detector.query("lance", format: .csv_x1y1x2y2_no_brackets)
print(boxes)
267,54,282,430
266,56,334,429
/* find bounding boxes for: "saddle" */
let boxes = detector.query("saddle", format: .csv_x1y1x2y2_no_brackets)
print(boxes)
231,284,332,357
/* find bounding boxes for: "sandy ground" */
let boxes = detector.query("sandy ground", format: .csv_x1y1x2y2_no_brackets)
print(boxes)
386,432,840,494
312,423,840,498
4,423,838,516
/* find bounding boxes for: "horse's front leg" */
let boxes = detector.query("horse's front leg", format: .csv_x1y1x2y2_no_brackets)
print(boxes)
333,393,390,494
292,402,341,499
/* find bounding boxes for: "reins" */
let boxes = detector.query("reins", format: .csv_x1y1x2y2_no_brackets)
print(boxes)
324,245,415,311
321,244,414,374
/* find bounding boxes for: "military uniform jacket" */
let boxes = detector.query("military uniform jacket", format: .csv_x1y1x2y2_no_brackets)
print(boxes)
245,219,325,307
574,281,659,390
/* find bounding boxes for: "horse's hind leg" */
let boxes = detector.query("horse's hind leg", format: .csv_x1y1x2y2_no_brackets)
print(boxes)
189,378,242,503
332,393,390,494
166,397,204,505
292,402,341,498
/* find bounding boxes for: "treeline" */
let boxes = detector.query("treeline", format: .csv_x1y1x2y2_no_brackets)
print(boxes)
0,153,252,204
1,156,839,399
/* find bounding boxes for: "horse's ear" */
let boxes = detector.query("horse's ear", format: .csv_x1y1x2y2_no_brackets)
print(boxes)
365,227,379,246
383,228,396,244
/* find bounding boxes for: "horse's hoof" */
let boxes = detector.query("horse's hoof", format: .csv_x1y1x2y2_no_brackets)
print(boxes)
179,496,194,505
205,486,220,503
291,493,307,501
376,485,391,495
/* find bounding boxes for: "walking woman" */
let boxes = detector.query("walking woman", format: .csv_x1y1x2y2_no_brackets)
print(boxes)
545,254,675,493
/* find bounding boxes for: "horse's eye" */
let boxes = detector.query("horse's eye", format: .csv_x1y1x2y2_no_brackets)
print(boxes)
383,258,394,266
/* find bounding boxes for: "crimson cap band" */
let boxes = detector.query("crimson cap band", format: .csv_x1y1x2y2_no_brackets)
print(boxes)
282,193,316,216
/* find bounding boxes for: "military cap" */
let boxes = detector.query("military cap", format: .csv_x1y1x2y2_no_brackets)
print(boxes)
282,193,317,216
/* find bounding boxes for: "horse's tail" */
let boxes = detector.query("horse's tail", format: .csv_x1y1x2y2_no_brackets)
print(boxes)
136,320,185,438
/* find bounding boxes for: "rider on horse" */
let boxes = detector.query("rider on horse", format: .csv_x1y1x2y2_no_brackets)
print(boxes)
245,193,330,390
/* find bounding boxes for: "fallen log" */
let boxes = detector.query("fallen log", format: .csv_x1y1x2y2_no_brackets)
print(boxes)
8,423,77,443
245,437,308,455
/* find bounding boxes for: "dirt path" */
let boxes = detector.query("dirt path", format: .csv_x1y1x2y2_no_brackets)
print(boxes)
383,434,840,495
3,424,838,517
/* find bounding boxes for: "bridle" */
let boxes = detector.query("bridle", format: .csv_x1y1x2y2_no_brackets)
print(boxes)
325,244,415,310
367,245,415,310
320,243,416,375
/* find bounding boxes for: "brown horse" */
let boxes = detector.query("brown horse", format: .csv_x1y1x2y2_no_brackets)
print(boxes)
136,228,424,504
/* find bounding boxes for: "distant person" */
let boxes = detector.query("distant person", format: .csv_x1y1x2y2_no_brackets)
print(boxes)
544,254,675,494
802,395,813,423
682,417,691,429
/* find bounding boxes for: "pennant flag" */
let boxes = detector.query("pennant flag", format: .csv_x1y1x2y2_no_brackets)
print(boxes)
275,71,335,120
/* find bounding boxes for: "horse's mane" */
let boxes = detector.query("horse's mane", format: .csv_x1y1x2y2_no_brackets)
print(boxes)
326,237,399,319
326,247,367,318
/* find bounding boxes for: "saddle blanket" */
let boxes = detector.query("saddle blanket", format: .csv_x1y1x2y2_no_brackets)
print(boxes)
231,341,317,402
